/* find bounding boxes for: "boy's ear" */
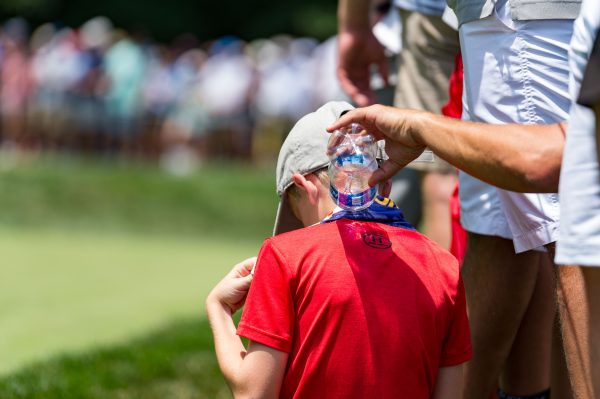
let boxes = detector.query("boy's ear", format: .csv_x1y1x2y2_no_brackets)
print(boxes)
291,173,319,206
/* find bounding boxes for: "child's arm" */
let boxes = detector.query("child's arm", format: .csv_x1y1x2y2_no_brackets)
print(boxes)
206,257,288,399
431,365,464,399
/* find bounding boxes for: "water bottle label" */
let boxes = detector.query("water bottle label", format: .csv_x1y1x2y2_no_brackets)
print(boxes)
336,154,369,167
330,185,377,209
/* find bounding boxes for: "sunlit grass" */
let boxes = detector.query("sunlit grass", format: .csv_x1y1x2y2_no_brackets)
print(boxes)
0,155,277,397
0,227,259,376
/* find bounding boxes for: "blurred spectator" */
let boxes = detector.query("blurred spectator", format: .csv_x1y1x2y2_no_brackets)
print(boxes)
312,36,349,107
143,45,177,120
30,28,86,147
103,31,147,152
196,37,255,158
1,18,31,147
73,17,112,152
159,48,209,174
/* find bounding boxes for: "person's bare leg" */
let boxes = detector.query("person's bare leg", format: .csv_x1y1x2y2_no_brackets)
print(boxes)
420,171,457,249
462,233,540,399
551,301,574,399
500,253,554,395
582,267,600,397
546,241,572,399
557,266,592,399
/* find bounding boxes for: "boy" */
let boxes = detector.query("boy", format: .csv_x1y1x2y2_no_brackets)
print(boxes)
206,101,471,398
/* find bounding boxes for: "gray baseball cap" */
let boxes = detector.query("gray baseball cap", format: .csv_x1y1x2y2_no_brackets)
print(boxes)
273,101,354,235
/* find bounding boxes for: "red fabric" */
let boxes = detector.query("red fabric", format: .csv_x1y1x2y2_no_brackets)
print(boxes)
449,183,468,263
442,53,467,263
238,220,472,399
441,54,464,119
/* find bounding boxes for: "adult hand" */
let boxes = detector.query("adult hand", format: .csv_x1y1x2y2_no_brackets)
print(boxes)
337,30,388,107
207,257,256,315
327,104,428,186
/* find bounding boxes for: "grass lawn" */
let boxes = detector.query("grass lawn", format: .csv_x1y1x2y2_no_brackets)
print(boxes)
0,227,258,376
0,155,277,397
0,318,233,399
0,154,277,239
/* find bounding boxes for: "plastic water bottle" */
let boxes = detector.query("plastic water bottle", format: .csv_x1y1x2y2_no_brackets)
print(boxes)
327,123,378,211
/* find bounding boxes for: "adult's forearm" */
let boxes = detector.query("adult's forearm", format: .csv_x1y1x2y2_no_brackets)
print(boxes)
412,113,565,193
338,0,371,31
327,105,565,192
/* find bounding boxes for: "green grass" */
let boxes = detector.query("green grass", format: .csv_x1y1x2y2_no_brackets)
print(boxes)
0,154,278,239
0,155,278,397
0,227,258,376
0,318,230,399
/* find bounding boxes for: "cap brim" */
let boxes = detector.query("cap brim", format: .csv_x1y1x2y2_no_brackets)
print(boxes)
273,194,304,236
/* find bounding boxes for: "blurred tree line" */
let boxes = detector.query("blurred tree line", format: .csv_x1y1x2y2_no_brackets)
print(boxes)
0,0,338,41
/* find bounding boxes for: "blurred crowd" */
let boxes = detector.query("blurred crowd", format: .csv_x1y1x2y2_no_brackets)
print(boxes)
0,16,350,169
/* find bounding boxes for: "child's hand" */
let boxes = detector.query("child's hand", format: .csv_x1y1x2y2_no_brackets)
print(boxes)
207,257,256,315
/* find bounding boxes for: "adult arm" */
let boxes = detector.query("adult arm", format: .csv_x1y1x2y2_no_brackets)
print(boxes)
431,365,464,399
206,257,288,398
327,105,566,193
337,0,388,106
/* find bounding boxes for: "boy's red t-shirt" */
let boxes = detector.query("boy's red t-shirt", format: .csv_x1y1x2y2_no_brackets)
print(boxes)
238,219,471,399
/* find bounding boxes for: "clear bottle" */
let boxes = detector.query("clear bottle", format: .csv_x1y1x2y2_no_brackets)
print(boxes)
327,123,378,211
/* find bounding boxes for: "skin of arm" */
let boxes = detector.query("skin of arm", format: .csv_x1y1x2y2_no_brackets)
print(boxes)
206,257,289,399
431,365,464,399
327,104,566,193
337,0,388,106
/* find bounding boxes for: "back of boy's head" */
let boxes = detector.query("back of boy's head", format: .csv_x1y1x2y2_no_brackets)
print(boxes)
273,101,354,236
